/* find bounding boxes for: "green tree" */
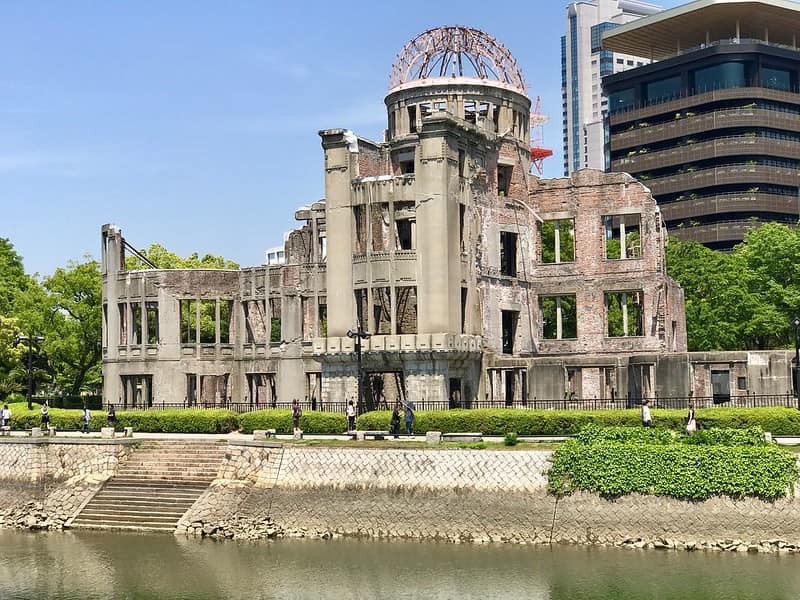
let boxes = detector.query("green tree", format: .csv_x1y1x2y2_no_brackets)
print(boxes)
126,244,239,270
0,238,31,316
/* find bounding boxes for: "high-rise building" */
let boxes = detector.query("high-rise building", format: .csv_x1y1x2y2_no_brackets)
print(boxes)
603,0,800,249
562,0,662,175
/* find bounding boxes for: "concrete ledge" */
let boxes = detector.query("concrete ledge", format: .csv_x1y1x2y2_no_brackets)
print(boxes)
0,437,138,446
362,431,390,440
253,429,277,441
230,440,283,449
442,433,483,443
101,427,115,438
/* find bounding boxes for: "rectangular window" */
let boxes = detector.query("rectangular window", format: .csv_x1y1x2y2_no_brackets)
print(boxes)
464,100,477,124
712,370,731,403
145,301,158,345
501,310,518,354
318,304,327,337
693,61,747,93
199,300,216,344
395,286,417,334
761,66,792,91
540,295,577,340
645,76,682,104
606,291,644,337
604,214,641,259
408,105,417,133
396,219,413,250
373,287,392,335
540,219,575,263
219,300,232,344
269,298,281,343
500,231,518,277
497,165,513,196
180,299,197,344
118,303,128,345
608,87,636,113
461,288,467,334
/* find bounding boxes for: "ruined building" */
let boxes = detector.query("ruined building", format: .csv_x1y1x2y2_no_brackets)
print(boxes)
102,26,690,410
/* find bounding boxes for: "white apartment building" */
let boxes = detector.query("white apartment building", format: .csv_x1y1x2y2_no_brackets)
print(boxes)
562,0,661,175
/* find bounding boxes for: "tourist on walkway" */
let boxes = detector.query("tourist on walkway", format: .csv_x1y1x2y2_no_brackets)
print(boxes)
403,400,415,436
641,399,652,427
346,400,356,432
81,406,91,434
686,403,697,434
291,399,302,433
1,404,11,428
107,404,117,430
390,402,402,439
40,402,49,429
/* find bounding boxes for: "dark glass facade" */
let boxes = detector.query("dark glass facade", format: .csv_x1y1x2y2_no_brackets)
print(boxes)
604,43,800,250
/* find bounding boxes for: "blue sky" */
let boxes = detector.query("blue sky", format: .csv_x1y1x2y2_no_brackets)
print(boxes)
1,0,682,276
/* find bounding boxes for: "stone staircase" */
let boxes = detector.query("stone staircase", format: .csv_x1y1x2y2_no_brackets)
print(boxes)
69,440,227,532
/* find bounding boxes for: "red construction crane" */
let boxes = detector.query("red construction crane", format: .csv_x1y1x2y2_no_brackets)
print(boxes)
529,96,553,175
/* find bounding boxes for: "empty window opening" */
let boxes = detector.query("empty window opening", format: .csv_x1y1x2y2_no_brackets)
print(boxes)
501,310,519,354
604,214,641,259
319,304,328,337
601,367,617,400
434,100,447,112
461,287,468,334
130,304,142,345
449,378,463,408
540,295,577,340
355,289,368,331
464,100,477,124
247,373,276,407
180,299,197,344
219,300,232,344
606,291,644,337
145,301,158,344
363,371,406,412
269,298,282,343
102,304,108,347
400,159,415,174
371,204,390,251
497,165,513,197
408,105,417,133
121,375,153,409
373,287,392,335
118,303,128,345
419,102,432,118
199,300,216,344
540,219,575,263
459,204,466,249
458,149,465,178
353,205,366,253
396,219,414,250
566,367,582,399
198,374,229,406
243,300,267,344
504,371,515,406
479,102,490,118
500,231,518,277
395,286,417,334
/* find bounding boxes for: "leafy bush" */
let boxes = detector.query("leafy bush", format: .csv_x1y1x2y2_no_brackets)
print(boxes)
116,410,238,433
7,403,104,431
504,432,518,446
240,410,347,434
356,407,800,435
549,427,797,500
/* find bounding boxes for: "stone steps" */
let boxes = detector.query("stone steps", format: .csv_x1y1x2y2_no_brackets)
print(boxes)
70,440,227,532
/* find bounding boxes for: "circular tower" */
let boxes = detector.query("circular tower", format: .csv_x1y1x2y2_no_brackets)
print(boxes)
385,26,532,151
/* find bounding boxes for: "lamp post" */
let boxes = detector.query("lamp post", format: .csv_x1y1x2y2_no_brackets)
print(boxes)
347,327,371,414
16,335,44,411
793,317,800,410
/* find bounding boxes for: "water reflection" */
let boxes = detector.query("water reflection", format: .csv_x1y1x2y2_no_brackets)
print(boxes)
1,530,800,599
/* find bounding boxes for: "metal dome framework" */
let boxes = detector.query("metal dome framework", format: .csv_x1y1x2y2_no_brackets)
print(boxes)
389,26,526,92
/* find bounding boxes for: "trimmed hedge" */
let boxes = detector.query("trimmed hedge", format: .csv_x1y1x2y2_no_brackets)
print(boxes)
356,407,800,435
3,403,238,433
549,425,798,500
574,425,768,447
240,410,347,434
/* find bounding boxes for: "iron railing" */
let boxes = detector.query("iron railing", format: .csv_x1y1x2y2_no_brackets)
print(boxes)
105,394,798,413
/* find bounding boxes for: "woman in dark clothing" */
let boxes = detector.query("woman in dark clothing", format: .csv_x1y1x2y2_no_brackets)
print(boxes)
390,403,402,439
107,405,117,430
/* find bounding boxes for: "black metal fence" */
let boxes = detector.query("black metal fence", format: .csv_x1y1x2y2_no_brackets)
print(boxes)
104,394,799,413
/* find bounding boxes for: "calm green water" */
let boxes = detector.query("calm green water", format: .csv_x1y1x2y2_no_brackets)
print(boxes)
2,529,800,599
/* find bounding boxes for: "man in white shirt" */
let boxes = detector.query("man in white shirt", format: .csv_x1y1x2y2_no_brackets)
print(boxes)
641,399,652,427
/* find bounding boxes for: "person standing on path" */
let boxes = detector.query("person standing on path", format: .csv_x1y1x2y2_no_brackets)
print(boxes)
1,404,11,428
641,399,652,428
686,403,697,434
403,400,415,436
346,400,356,433
291,399,302,433
81,406,91,434
40,402,50,429
390,402,402,439
107,404,117,430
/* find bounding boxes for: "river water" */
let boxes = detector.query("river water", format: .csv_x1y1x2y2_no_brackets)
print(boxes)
2,529,800,599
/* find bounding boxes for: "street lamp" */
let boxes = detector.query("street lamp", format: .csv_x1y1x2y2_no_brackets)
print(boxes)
347,327,371,414
792,317,800,409
16,335,45,411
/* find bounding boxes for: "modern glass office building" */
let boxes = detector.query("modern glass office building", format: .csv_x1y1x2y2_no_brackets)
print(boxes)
604,0,800,249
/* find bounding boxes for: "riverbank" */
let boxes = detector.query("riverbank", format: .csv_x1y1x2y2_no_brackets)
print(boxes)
2,437,800,553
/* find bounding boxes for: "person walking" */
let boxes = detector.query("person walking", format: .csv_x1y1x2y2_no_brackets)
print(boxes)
403,400,416,436
1,404,11,428
346,400,356,433
40,402,50,430
81,406,91,434
641,399,652,428
686,402,697,434
390,402,402,439
107,404,117,430
291,399,302,433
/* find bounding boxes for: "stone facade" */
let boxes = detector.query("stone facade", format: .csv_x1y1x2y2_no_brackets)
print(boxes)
101,26,697,412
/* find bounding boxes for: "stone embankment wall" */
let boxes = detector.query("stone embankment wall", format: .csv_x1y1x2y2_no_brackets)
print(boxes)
0,439,134,530
179,442,800,552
